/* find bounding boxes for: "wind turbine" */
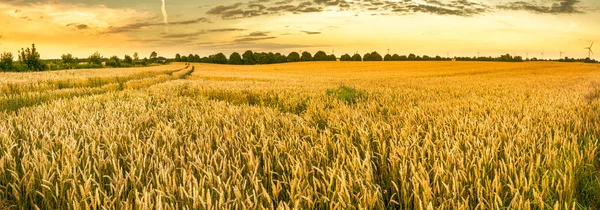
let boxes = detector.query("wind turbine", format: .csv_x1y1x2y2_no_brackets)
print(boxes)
585,42,594,58
541,51,545,60
560,50,564,58
387,47,390,55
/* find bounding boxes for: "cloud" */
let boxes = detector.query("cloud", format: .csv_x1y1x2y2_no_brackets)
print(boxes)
161,28,245,39
206,0,590,19
66,23,89,30
234,36,277,42
301,31,321,35
104,17,211,34
497,0,583,14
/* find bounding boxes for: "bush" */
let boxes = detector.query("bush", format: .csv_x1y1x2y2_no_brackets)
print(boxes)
351,54,362,61
326,85,367,105
0,52,15,71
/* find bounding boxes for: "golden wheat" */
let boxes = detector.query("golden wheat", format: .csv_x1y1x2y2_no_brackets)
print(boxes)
0,61,599,209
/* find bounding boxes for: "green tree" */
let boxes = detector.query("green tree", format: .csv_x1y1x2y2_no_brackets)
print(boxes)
392,54,401,61
363,51,382,61
61,53,78,69
0,52,14,71
287,52,300,62
384,54,392,61
88,52,103,65
229,52,243,65
105,56,121,67
351,53,362,61
408,54,416,60
133,52,139,65
18,44,45,71
242,50,256,65
340,54,352,61
328,54,337,61
313,51,328,61
214,53,228,64
301,51,313,61
175,54,181,62
124,55,133,65
150,51,158,63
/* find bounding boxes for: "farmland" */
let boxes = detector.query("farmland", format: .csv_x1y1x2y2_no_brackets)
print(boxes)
1,61,600,209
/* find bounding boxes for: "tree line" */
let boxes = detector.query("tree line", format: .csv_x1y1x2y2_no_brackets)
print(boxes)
176,50,535,64
174,50,337,65
0,44,167,72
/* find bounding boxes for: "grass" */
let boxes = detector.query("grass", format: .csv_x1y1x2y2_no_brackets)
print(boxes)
0,61,599,209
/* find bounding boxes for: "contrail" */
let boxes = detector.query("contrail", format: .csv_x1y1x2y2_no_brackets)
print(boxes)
161,0,168,33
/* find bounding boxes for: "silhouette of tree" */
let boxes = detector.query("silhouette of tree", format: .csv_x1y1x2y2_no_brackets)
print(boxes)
392,54,401,61
351,53,362,61
175,54,181,62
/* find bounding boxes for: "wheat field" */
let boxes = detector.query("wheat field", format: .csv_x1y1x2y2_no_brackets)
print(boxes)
0,61,599,209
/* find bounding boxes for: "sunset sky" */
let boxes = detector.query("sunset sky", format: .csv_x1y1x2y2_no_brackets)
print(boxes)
0,0,599,59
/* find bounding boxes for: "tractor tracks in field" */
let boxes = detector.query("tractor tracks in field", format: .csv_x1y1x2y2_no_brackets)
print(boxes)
0,65,195,112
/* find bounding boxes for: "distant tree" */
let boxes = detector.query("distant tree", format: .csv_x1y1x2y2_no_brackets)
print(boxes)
105,55,121,67
18,44,45,71
0,52,14,71
328,54,337,61
142,57,148,66
384,54,392,61
392,54,401,61
363,53,371,61
363,52,382,61
408,54,416,60
351,53,362,61
124,55,133,65
88,52,103,65
313,51,329,61
229,52,243,65
181,56,188,62
175,54,181,62
276,53,288,63
150,51,158,63
242,50,256,65
61,53,78,69
340,54,352,61
287,52,300,62
133,52,139,65
301,51,313,61
399,55,408,60
214,53,228,64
